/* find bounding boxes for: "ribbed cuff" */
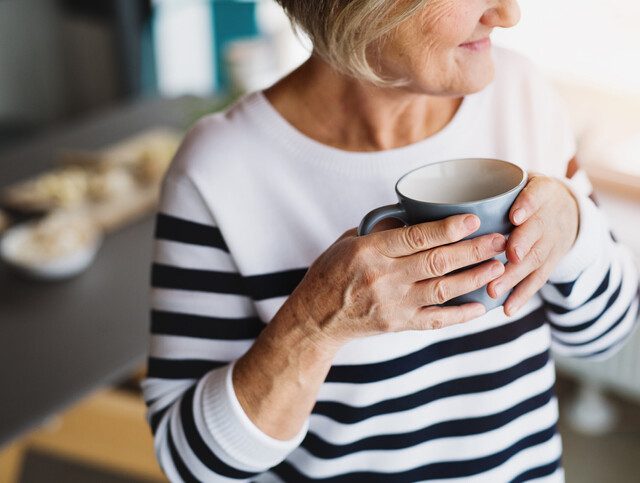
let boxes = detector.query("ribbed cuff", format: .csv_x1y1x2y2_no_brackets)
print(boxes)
548,178,606,283
200,362,309,472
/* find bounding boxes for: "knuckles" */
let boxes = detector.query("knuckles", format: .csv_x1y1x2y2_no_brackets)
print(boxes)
424,250,448,277
404,225,428,251
433,279,450,305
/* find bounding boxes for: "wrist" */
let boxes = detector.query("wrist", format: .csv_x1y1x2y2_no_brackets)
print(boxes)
275,291,345,359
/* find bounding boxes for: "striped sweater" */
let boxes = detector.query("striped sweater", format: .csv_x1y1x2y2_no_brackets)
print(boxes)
141,48,639,482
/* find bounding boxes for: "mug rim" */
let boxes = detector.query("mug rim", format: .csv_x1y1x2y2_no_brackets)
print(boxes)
394,157,528,207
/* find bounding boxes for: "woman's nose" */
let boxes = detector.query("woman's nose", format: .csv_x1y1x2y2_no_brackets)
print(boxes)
481,0,521,29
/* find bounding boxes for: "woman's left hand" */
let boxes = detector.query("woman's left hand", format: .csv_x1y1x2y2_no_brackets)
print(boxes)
486,173,579,316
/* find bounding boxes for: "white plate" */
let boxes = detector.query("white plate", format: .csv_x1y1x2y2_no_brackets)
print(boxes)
0,223,102,281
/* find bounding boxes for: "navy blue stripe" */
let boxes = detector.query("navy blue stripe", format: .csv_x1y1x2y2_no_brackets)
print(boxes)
552,279,577,298
326,306,545,384
152,263,246,294
167,423,200,483
510,458,561,482
549,280,622,334
314,351,549,425
180,385,258,479
272,425,557,482
155,213,228,251
147,357,226,380
151,263,307,301
546,267,611,315
305,386,553,458
244,268,308,300
553,303,632,347
151,309,265,340
150,404,171,434
574,316,638,358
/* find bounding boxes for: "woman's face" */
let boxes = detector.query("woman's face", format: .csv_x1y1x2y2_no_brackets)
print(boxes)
375,0,521,95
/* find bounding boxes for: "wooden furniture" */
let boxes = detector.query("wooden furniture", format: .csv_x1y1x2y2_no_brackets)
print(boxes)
0,386,166,482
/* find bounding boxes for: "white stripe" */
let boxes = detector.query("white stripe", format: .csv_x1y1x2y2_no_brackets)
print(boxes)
541,243,609,307
290,399,558,476
150,334,253,361
552,297,638,357
155,410,184,483
151,288,256,319
192,371,269,473
317,321,550,407
147,385,196,422
154,239,237,272
310,360,555,445
441,433,563,483
142,378,195,404
550,260,633,344
546,258,622,327
170,402,245,483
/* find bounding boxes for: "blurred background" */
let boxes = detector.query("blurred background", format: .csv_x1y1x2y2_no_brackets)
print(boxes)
0,1,638,482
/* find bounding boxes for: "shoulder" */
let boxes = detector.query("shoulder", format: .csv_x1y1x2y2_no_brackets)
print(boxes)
164,92,263,184
488,47,577,175
490,46,572,120
491,46,553,96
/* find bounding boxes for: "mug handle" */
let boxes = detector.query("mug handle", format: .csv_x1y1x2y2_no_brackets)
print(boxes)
358,203,410,236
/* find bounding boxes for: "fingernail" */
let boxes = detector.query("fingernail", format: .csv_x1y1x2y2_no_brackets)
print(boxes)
514,246,525,262
513,209,526,225
506,301,521,316
492,235,506,252
491,263,504,277
464,215,479,231
493,282,504,297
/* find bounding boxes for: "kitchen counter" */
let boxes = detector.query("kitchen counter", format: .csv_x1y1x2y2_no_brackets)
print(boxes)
0,96,203,446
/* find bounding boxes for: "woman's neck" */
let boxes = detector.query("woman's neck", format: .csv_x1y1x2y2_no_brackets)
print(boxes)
264,54,463,152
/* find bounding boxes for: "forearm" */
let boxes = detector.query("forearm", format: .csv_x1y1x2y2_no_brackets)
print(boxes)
233,294,339,440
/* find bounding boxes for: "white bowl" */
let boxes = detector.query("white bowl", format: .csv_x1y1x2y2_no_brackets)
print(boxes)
0,220,102,281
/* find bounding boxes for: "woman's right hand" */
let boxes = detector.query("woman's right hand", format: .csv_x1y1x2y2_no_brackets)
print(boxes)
289,214,507,352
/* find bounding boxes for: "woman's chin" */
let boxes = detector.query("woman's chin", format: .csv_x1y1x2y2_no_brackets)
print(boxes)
458,62,495,95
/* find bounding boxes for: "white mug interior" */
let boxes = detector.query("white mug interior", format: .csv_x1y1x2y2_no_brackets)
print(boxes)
397,158,525,204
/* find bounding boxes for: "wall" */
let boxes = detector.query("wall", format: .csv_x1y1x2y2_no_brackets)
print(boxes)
0,0,64,123
493,0,640,95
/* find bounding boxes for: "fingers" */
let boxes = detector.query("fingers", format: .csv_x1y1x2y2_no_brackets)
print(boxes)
409,303,487,331
401,233,506,281
505,215,544,264
412,259,505,306
503,265,553,316
509,173,544,226
486,239,551,300
374,214,481,258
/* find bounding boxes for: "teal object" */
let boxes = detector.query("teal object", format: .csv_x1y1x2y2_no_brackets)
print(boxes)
211,0,259,92
140,19,158,96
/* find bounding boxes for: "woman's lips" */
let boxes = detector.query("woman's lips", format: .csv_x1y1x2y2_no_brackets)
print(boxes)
460,38,491,51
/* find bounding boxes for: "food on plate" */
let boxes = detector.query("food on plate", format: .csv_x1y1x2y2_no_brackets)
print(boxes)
87,165,138,201
2,166,90,212
3,210,99,266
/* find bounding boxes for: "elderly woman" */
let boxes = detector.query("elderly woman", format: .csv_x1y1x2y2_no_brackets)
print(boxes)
142,0,639,481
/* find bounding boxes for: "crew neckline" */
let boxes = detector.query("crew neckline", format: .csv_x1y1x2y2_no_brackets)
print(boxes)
240,85,484,176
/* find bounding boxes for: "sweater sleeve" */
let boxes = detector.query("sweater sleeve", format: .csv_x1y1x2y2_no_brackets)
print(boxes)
520,64,640,360
539,164,640,360
140,172,307,482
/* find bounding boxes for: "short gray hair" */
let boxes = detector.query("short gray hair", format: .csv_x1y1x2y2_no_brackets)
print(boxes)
275,0,430,85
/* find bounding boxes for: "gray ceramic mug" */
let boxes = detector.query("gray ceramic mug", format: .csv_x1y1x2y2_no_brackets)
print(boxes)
358,158,528,311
